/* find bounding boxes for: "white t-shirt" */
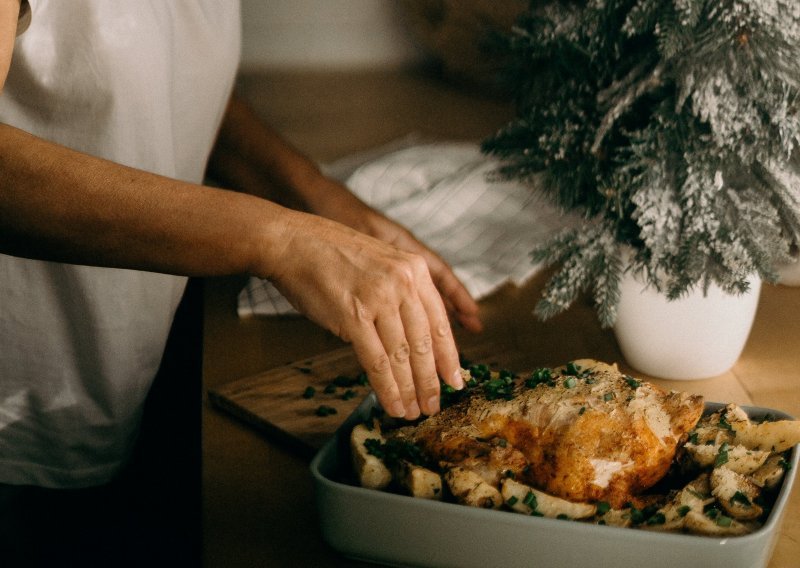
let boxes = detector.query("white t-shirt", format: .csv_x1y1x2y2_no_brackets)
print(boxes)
0,1,241,487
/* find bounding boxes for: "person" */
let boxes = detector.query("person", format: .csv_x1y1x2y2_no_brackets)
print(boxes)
0,0,482,563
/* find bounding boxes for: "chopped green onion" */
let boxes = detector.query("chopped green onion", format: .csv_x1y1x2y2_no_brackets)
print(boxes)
302,386,316,399
595,501,610,515
526,368,554,388
730,491,752,507
506,496,518,507
315,405,337,417
333,374,354,387
715,442,730,467
523,491,538,510
716,514,733,527
624,376,641,389
677,505,691,517
688,489,706,500
718,415,733,431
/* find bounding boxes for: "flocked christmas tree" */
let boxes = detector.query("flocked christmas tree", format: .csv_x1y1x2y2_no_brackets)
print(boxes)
482,0,800,327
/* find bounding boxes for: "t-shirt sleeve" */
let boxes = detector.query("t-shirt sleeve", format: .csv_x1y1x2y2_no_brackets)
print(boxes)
16,1,31,36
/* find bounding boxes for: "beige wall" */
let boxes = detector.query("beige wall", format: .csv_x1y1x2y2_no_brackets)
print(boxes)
240,0,424,70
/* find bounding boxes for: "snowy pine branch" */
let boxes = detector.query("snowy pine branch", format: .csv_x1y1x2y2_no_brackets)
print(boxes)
482,0,800,324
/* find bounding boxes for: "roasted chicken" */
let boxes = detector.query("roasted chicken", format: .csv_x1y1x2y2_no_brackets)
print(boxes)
387,359,704,508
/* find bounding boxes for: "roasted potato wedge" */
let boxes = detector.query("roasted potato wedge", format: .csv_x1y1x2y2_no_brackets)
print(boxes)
682,510,755,536
393,460,443,500
710,467,763,521
501,478,596,519
683,441,770,475
751,454,789,490
444,467,502,509
350,421,392,490
731,419,800,453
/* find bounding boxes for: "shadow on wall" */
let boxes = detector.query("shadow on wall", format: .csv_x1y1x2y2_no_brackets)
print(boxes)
399,0,527,90
240,0,527,92
239,0,424,70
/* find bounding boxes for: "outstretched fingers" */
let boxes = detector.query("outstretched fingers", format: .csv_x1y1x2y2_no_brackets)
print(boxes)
349,324,407,419
348,256,463,419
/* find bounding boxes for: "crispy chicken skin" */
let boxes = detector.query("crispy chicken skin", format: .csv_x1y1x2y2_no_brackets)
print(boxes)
389,360,704,508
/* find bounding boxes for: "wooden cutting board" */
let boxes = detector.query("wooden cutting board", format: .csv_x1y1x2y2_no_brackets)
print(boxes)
208,340,526,458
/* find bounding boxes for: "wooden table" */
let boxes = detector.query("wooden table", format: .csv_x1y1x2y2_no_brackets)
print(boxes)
202,69,800,567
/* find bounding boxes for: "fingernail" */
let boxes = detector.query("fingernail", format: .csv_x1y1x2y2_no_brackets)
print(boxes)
452,369,464,390
406,400,421,420
425,395,440,415
388,400,406,418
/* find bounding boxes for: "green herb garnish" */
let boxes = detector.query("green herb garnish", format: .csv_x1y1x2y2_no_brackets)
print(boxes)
302,386,316,399
716,514,733,527
718,415,733,431
624,376,641,389
523,491,538,511
315,405,337,417
484,376,515,400
469,364,491,381
715,442,730,467
730,491,752,507
333,374,356,387
525,368,554,388
364,437,429,468
595,501,610,515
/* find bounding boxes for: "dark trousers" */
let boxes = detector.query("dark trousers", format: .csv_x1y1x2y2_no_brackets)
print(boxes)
0,279,204,568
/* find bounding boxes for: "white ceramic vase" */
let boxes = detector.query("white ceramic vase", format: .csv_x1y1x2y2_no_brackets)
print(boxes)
613,271,762,380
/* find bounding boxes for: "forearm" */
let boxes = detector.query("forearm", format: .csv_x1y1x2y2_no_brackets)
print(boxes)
207,94,361,219
0,122,291,278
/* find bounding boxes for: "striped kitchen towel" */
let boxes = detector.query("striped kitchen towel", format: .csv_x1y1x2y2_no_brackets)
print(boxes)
237,142,578,317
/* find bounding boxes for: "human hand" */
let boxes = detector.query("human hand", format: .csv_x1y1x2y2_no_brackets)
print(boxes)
264,210,466,420
307,178,483,334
